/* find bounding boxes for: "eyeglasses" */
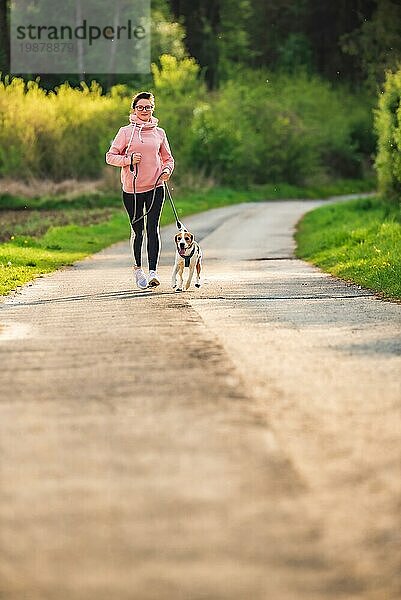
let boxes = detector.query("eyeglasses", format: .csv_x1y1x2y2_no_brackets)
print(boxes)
135,105,154,112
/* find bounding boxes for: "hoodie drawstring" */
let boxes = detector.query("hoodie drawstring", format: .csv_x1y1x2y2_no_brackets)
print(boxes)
125,124,136,157
125,122,145,158
138,124,144,143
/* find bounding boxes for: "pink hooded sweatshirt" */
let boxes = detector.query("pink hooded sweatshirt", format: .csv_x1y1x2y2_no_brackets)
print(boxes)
105,114,175,194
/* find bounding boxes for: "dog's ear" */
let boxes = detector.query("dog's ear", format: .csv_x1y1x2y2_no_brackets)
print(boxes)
189,233,194,243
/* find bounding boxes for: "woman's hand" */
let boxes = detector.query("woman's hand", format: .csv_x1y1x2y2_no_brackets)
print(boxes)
131,152,142,164
161,169,171,182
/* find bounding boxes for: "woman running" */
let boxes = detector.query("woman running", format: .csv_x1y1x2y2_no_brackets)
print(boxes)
106,91,175,289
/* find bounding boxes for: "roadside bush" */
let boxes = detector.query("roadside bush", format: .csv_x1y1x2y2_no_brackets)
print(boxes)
0,76,129,180
374,68,401,204
0,65,374,188
189,69,373,185
151,54,206,173
279,73,371,180
0,59,205,184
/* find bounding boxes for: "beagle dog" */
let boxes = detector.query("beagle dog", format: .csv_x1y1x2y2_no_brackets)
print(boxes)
172,229,203,291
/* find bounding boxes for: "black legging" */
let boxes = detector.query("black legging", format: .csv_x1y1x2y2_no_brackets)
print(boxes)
122,186,165,271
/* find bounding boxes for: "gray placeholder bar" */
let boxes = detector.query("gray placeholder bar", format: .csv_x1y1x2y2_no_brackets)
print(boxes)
11,0,150,74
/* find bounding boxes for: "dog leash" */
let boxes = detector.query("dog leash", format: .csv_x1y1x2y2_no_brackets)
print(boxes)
129,157,184,230
129,159,163,226
164,180,183,230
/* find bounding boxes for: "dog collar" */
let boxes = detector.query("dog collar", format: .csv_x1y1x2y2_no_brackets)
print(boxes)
184,245,196,267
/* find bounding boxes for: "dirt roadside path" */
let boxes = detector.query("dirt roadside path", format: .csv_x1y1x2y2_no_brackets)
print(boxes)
0,199,400,600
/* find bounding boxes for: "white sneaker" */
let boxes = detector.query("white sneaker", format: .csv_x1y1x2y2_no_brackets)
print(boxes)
148,270,160,288
135,268,148,290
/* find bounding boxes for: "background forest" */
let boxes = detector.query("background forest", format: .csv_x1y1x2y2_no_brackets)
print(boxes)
1,0,401,195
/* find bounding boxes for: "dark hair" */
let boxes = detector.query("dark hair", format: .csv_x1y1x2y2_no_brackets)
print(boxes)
131,91,155,109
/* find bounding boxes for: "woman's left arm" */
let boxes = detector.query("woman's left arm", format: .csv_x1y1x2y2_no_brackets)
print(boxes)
160,131,175,179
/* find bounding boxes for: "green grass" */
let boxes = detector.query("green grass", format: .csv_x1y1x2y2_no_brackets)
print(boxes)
0,214,129,296
0,192,121,211
0,208,117,243
0,177,375,211
0,177,376,297
295,196,401,300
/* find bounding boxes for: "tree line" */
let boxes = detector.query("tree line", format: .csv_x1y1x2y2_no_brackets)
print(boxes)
167,0,401,90
1,1,401,91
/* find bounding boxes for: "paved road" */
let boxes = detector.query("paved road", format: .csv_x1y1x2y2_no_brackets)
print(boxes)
0,199,400,600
